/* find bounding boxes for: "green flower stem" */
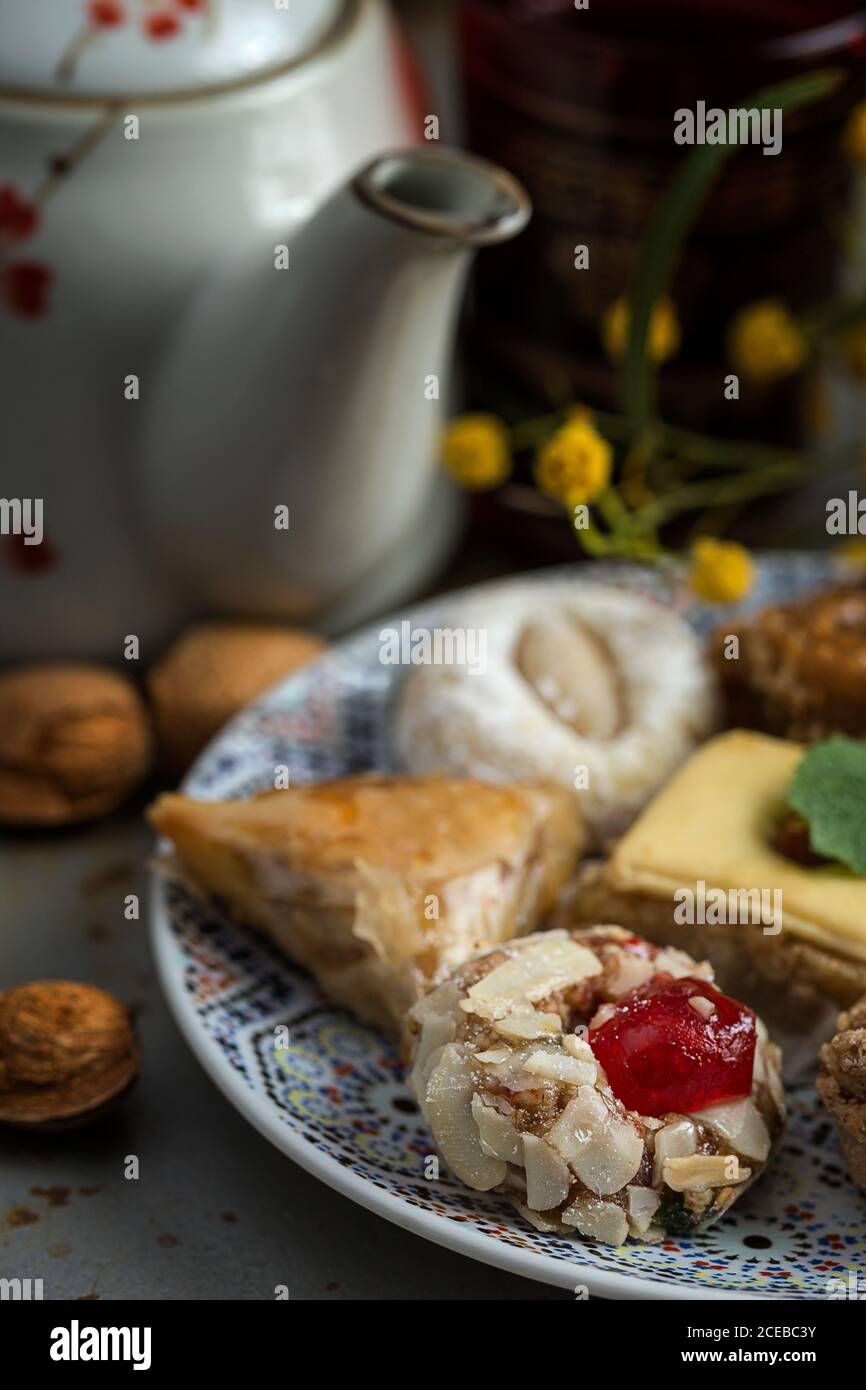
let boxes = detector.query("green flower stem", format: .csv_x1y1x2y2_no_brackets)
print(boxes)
686,499,749,543
594,486,632,533
800,295,866,340
629,459,804,532
510,407,803,472
575,514,613,557
620,68,843,431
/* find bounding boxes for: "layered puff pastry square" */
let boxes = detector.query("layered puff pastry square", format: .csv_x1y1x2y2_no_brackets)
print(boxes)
150,775,584,1035
563,731,866,1061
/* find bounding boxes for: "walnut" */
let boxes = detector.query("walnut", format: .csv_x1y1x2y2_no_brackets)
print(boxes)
0,982,140,1129
147,621,326,775
0,664,153,826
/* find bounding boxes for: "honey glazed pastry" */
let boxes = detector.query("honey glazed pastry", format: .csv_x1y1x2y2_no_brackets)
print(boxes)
714,583,866,740
150,774,585,1035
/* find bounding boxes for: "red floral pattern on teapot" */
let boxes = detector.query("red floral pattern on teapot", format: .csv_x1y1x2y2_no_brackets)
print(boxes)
1,2,213,318
58,1,212,82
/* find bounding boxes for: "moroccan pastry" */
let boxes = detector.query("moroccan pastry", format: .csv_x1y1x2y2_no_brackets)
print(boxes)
714,583,866,739
818,996,866,1193
394,580,717,850
408,926,784,1246
149,775,584,1034
147,621,326,776
562,730,866,1071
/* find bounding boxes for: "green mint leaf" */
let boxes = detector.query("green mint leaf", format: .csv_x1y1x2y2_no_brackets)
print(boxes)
788,736,866,876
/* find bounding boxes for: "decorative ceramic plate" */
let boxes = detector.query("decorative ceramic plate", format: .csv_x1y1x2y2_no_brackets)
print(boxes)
151,554,866,1300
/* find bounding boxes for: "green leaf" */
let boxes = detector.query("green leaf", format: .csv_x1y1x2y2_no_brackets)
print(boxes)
788,736,866,876
621,67,845,430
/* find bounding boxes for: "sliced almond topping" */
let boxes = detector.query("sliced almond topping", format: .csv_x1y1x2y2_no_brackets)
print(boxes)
470,1094,523,1164
655,947,712,981
490,1006,562,1042
607,951,656,999
424,1045,507,1191
463,938,602,1020
474,1047,512,1064
409,1008,456,1103
688,995,716,1019
523,1050,597,1087
563,1033,595,1062
561,1194,629,1246
663,1153,751,1192
753,1037,786,1121
514,1202,562,1234
626,1185,660,1235
547,1085,644,1195
688,1096,771,1163
589,1003,616,1031
652,1117,698,1186
638,1224,665,1244
522,1134,573,1211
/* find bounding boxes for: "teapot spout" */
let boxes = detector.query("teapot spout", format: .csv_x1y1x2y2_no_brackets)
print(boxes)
141,148,530,626
352,146,531,248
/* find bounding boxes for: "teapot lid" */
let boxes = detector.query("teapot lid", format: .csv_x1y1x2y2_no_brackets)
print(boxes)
0,0,345,100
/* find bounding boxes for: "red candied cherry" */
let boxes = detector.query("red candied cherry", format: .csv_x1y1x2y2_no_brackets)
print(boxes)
176,0,205,9
87,0,126,26
2,262,53,317
144,10,182,39
590,975,756,1118
0,186,40,243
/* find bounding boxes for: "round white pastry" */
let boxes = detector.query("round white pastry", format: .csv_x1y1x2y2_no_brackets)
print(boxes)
394,580,717,847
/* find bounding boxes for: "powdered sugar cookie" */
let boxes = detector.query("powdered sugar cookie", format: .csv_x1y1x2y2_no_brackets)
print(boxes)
394,581,717,848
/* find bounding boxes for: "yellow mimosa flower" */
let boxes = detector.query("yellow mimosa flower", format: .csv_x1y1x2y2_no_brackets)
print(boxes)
601,295,681,364
727,299,807,383
535,414,613,506
688,537,755,604
442,414,511,490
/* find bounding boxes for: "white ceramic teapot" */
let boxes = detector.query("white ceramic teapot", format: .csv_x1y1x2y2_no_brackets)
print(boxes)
0,0,530,660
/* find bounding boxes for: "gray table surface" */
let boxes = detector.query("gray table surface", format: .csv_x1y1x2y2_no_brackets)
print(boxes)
1,806,569,1301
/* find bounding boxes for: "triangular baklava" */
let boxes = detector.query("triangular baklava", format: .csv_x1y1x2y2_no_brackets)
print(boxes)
150,775,584,1034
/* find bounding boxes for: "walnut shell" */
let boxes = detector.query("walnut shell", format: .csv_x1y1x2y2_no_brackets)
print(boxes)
0,982,140,1129
147,622,326,775
0,664,153,826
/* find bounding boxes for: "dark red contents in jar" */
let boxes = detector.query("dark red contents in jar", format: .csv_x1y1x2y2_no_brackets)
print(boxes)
590,975,756,1117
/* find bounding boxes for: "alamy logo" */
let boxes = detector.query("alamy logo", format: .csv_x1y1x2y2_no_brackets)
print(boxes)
378,621,487,675
50,1320,151,1371
826,491,866,535
0,1276,43,1299
674,880,782,936
0,497,43,546
827,1271,866,1300
674,103,782,157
